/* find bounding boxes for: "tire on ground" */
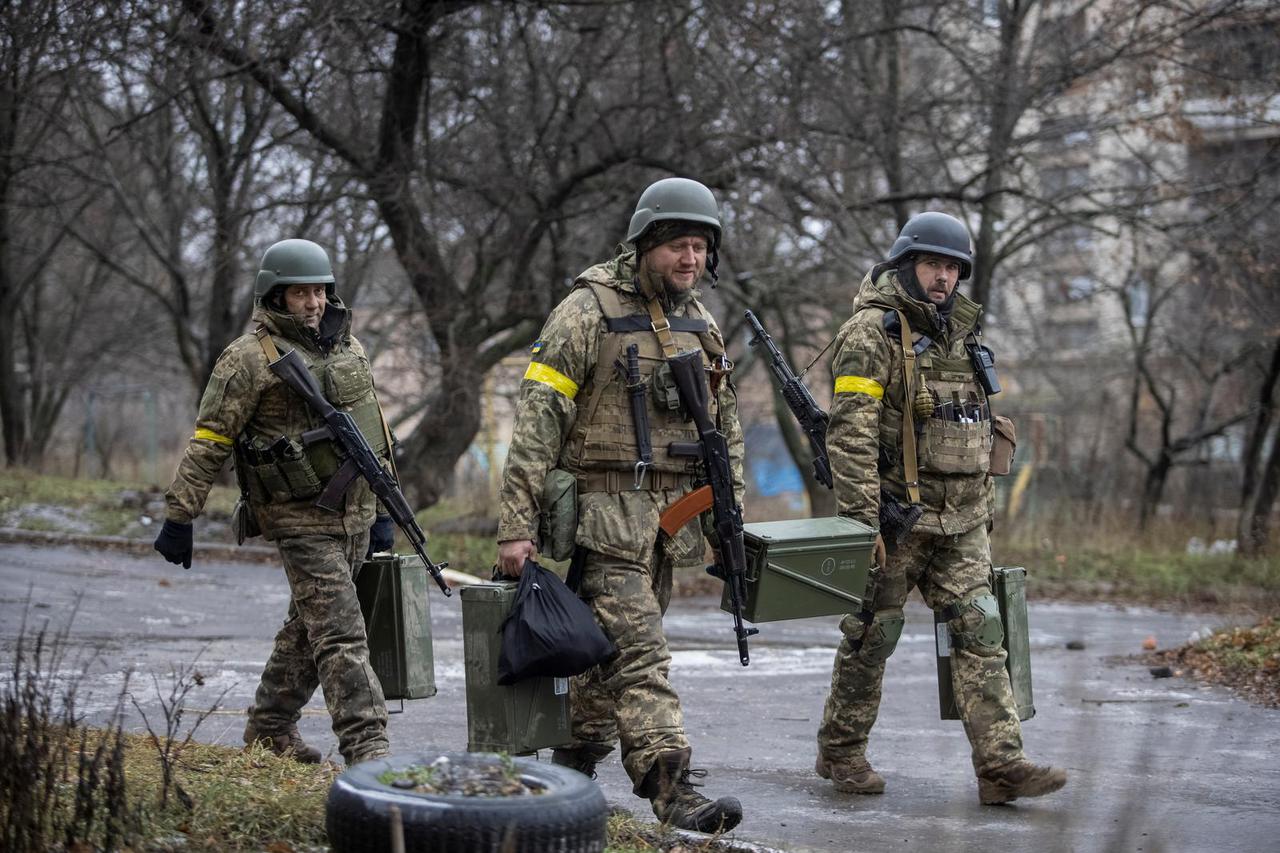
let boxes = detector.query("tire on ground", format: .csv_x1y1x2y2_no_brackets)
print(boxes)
325,750,608,853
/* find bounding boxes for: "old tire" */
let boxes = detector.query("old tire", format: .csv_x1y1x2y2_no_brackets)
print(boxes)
325,750,608,853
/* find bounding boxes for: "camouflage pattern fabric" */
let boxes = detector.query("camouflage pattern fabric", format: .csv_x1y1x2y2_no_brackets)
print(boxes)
826,267,992,535
163,297,382,539
497,248,744,793
565,544,689,792
163,294,391,765
249,529,388,765
497,249,744,562
817,523,1024,775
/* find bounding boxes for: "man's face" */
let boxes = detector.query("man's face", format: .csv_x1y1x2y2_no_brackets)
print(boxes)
282,283,327,330
645,234,708,295
913,253,962,305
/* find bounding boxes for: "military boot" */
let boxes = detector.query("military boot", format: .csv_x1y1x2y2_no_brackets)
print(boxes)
551,743,613,779
815,753,885,794
641,749,742,834
243,715,322,764
977,760,1068,805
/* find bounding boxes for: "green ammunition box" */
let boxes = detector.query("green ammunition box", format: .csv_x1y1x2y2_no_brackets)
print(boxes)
935,566,1036,721
460,582,573,755
355,553,436,702
719,517,876,623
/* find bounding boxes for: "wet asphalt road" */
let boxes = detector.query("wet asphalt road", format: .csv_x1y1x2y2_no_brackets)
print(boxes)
1,542,1278,853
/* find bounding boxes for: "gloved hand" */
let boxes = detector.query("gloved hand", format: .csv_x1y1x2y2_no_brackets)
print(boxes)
366,515,395,558
154,520,194,570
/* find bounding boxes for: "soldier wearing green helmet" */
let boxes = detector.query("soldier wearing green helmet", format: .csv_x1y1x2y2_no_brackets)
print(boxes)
154,238,396,766
495,177,746,832
814,212,1067,804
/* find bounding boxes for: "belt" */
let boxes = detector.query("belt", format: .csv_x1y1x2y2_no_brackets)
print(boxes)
575,470,694,493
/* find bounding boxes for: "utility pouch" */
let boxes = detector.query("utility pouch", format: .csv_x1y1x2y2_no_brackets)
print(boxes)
231,496,260,545
919,417,993,474
990,415,1016,476
650,361,683,413
538,468,578,562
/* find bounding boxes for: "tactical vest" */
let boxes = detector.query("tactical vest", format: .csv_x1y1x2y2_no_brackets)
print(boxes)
563,281,725,491
241,327,389,505
866,299,992,478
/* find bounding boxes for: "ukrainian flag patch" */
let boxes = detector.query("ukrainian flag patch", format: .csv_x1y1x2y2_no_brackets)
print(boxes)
530,340,547,355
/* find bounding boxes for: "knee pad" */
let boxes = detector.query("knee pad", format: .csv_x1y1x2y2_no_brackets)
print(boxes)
857,609,905,665
944,593,1004,656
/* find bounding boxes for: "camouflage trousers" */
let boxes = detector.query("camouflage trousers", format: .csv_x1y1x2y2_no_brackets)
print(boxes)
817,523,1024,776
248,530,388,764
567,544,690,793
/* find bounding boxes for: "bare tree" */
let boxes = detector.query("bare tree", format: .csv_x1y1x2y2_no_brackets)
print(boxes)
175,0,762,503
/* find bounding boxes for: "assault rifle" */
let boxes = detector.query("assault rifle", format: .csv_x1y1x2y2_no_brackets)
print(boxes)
743,311,921,552
745,310,832,489
267,347,452,596
665,349,758,666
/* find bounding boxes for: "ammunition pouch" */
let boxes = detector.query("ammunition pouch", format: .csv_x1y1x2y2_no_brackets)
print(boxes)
244,436,323,503
538,468,579,562
990,415,1016,476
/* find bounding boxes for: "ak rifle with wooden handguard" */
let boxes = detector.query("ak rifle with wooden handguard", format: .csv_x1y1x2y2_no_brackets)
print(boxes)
665,349,758,666
266,346,452,596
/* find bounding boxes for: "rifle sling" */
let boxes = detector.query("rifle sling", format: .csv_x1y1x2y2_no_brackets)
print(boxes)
897,314,922,505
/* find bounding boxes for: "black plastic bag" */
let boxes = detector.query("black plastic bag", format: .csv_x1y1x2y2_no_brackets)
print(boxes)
497,559,616,685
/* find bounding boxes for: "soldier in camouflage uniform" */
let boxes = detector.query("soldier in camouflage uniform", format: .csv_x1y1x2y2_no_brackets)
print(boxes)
154,239,395,766
815,213,1067,805
495,178,746,832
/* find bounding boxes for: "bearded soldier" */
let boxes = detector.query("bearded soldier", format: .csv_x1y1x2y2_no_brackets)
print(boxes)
496,177,745,832
815,213,1067,804
153,239,395,766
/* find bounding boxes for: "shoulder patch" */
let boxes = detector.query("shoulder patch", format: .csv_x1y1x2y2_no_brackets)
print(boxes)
530,340,547,355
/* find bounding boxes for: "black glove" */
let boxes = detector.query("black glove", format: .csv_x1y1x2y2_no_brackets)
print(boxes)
154,520,194,570
366,515,395,558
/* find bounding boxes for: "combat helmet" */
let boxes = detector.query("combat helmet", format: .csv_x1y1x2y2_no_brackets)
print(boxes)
887,212,973,280
627,177,722,252
254,239,337,301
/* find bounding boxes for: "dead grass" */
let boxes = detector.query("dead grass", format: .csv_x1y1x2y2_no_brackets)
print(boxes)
1148,617,1280,708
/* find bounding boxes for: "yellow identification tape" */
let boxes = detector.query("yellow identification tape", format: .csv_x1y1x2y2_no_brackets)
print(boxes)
524,362,579,400
834,376,884,399
193,428,234,446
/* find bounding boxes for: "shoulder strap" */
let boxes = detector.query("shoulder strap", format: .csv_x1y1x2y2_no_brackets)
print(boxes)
254,325,282,362
896,313,922,505
571,284,628,437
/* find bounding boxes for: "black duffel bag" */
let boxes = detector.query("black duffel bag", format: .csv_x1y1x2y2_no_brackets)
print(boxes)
497,559,616,685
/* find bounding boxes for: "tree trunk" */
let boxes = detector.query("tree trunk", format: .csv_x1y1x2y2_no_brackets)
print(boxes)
395,355,485,506
1138,452,1173,531
1238,337,1280,556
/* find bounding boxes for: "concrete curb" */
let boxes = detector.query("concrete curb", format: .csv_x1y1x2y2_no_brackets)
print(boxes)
0,527,482,587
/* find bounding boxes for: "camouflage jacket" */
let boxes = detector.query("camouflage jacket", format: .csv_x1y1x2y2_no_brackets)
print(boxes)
498,250,745,565
163,298,384,541
827,267,994,536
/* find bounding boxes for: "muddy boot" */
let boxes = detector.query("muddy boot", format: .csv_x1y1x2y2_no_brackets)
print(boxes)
977,760,1067,805
815,753,885,794
641,749,742,834
243,714,322,764
551,743,613,779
